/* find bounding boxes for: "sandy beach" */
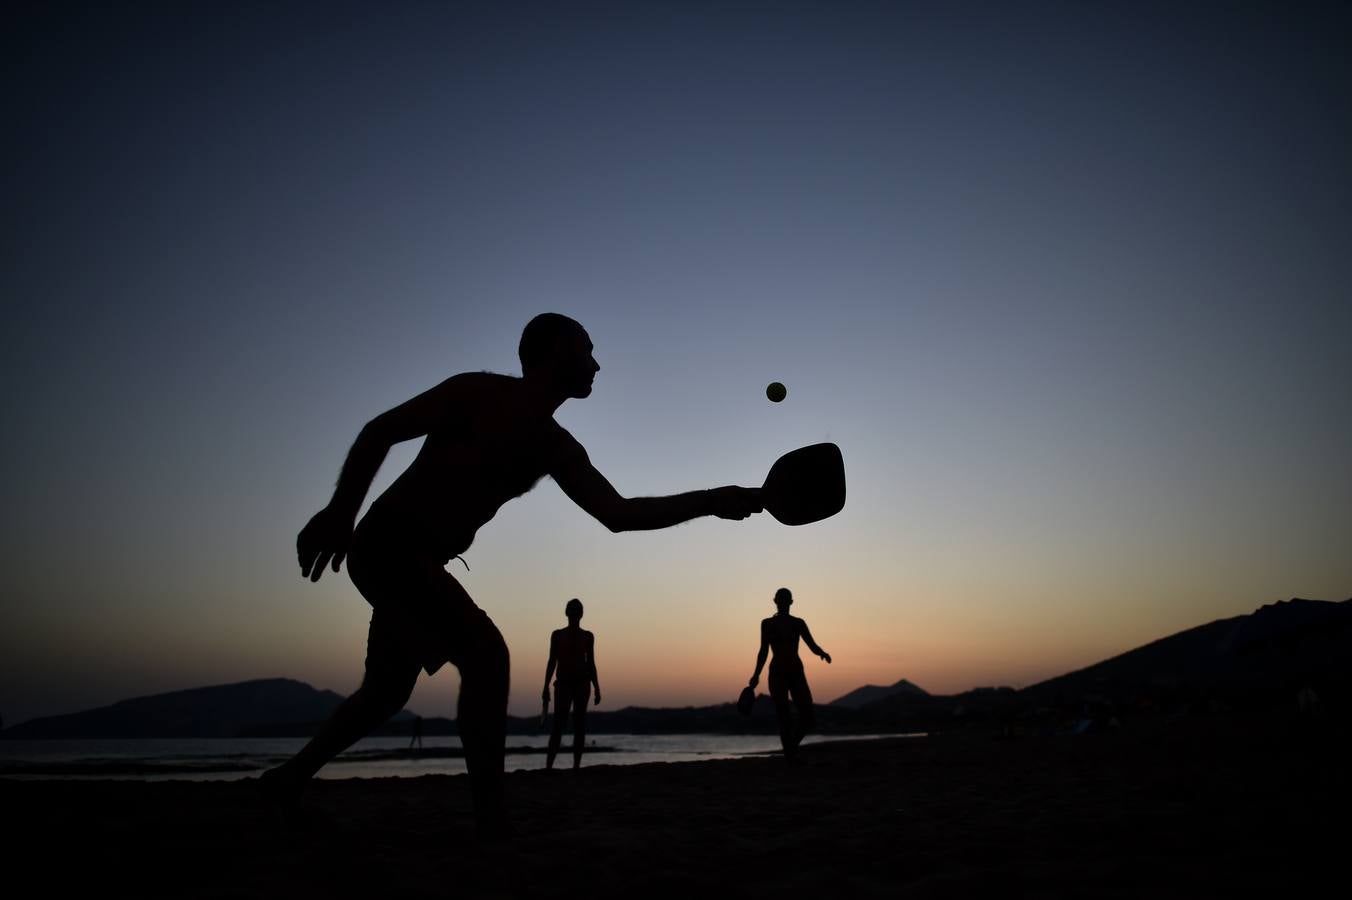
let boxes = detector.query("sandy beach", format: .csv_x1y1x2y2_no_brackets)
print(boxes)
3,710,1344,898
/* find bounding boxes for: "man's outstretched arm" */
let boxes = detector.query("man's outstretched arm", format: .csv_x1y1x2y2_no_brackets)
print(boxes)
551,433,762,532
297,375,465,581
588,634,600,704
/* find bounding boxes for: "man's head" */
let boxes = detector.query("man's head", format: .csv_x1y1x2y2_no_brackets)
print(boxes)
519,313,599,399
565,598,584,623
773,588,792,611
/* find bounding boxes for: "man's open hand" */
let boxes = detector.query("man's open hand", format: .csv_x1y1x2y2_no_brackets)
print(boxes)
297,506,355,582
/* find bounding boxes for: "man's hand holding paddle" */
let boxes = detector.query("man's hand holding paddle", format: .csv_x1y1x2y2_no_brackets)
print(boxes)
706,485,763,520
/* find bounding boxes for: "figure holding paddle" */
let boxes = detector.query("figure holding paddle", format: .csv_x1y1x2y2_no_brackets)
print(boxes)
267,314,766,836
748,588,832,761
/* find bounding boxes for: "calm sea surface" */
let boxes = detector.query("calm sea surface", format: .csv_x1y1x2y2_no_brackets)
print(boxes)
0,733,913,780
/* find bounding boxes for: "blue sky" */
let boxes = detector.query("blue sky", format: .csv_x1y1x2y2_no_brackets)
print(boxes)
2,1,1348,725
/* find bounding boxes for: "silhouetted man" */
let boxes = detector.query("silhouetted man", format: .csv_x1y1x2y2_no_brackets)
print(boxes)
542,598,600,770
266,313,763,835
748,588,831,760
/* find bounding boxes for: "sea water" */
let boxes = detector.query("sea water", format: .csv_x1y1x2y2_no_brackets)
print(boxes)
0,733,911,781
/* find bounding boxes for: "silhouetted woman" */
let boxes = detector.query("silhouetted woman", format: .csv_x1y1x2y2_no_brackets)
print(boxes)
748,588,831,760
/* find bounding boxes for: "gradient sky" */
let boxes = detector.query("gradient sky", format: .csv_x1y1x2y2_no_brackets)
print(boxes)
3,1,1349,726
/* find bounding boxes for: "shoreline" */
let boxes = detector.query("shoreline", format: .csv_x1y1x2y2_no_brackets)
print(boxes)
0,732,918,780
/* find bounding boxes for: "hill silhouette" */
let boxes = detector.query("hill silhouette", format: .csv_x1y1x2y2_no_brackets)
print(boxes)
1022,597,1352,710
829,678,929,709
838,598,1352,729
0,678,409,739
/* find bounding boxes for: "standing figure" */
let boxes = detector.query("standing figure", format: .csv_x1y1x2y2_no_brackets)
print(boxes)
542,598,600,769
748,588,831,760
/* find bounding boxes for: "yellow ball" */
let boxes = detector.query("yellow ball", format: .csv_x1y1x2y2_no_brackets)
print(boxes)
766,382,787,402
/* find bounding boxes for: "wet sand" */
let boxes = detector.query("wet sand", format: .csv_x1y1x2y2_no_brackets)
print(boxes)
3,711,1343,898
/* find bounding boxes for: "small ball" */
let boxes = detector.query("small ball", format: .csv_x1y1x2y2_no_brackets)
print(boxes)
766,382,787,403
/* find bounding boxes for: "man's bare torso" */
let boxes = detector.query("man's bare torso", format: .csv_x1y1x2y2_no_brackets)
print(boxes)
763,614,806,664
362,373,570,559
551,627,594,684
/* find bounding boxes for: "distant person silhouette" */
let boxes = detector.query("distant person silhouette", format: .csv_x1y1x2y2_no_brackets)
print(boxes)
542,598,600,770
264,313,763,835
748,588,831,761
408,715,423,751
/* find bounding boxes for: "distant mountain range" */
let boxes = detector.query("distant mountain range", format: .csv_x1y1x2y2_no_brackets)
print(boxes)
4,598,1348,739
1,679,412,740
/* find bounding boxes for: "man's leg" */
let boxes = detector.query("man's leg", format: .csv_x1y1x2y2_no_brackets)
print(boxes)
790,670,816,752
768,666,794,757
546,683,572,770
262,613,420,800
451,606,512,832
571,684,589,769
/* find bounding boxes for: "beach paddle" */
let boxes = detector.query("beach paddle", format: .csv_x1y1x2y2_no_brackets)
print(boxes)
736,685,756,717
761,442,846,525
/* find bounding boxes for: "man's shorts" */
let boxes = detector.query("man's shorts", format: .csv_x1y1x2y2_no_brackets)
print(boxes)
347,523,493,677
552,678,591,716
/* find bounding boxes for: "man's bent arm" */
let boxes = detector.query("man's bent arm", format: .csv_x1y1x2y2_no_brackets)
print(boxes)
542,634,558,700
801,621,831,663
588,636,600,699
327,427,394,519
551,434,761,531
298,376,466,581
328,376,464,517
